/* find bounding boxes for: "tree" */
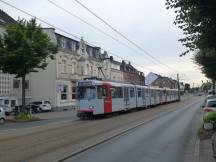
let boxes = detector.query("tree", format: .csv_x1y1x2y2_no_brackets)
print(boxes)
0,18,57,112
166,0,216,56
194,49,216,92
184,83,190,91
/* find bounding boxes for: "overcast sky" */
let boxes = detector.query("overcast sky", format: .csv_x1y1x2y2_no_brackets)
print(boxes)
0,0,207,86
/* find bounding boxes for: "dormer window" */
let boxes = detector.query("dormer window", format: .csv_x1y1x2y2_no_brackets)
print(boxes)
0,19,5,24
82,48,85,53
61,38,66,48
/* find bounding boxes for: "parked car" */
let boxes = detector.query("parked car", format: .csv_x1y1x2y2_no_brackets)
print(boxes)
29,101,52,112
0,97,18,116
0,107,6,124
202,95,216,108
203,99,216,116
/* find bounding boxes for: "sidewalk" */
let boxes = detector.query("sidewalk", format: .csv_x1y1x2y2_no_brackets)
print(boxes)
199,138,216,162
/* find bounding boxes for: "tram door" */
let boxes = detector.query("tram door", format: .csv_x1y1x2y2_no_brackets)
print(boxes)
124,87,130,108
102,83,112,113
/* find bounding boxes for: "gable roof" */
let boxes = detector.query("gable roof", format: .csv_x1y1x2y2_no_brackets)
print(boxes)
0,10,16,25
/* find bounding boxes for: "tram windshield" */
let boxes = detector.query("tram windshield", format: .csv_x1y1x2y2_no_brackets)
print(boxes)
77,86,96,100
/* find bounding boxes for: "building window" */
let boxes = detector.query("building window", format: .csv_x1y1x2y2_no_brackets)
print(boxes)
61,38,66,48
13,80,20,89
86,64,89,75
81,66,84,75
71,42,76,52
61,85,68,100
62,60,67,73
72,87,76,99
25,80,29,89
90,66,93,76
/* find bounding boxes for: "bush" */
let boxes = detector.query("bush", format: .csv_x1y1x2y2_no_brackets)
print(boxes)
15,112,31,120
203,111,216,124
13,112,39,122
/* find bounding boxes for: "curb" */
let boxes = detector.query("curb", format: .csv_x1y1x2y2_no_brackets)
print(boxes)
194,136,200,162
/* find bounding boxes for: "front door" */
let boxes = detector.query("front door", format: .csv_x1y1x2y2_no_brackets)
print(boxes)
102,83,112,113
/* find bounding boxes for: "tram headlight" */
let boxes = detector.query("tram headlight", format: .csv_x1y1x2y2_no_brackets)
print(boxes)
89,105,94,109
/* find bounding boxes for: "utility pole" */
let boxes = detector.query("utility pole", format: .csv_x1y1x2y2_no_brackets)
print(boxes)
177,73,181,101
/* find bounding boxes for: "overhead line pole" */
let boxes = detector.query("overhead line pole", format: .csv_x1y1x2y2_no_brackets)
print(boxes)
177,73,181,101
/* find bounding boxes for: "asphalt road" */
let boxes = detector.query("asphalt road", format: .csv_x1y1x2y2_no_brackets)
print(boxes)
0,110,78,131
64,98,202,162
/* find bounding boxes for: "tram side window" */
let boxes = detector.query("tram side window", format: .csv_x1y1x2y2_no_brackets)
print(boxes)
130,88,135,98
137,88,142,97
111,86,118,98
103,86,108,98
117,87,123,98
97,86,103,99
151,90,154,97
111,86,123,98
145,89,149,97
97,86,108,99
142,88,145,99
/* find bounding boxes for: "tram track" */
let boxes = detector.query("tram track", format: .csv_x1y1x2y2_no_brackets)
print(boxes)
56,98,202,162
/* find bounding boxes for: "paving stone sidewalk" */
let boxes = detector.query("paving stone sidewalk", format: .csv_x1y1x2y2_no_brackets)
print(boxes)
199,139,216,162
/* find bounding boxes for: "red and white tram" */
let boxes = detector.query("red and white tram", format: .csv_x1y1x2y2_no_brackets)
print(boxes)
76,79,179,118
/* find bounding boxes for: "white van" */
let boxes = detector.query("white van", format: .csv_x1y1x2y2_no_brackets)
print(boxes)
0,97,18,115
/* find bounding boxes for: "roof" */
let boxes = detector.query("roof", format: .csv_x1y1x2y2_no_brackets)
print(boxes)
0,10,16,25
207,99,216,103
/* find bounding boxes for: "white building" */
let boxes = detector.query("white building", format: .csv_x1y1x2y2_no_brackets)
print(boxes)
145,72,160,86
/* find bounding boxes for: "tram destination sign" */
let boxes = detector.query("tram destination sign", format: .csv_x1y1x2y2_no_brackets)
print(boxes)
78,81,92,86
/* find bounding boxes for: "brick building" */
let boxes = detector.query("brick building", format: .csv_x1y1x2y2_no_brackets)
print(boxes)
120,61,145,85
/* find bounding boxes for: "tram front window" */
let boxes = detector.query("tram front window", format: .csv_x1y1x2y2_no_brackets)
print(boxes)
77,86,96,100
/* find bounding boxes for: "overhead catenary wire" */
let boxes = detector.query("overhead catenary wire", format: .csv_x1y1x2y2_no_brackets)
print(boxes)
73,0,178,73
46,0,179,76
0,0,178,80
47,0,147,59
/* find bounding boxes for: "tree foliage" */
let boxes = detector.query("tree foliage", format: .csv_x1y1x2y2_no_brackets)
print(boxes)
0,18,57,77
194,49,216,81
166,0,216,56
184,83,190,91
0,18,57,112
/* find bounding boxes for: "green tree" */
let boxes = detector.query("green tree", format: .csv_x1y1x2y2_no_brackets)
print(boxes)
184,83,190,91
194,49,216,92
166,0,216,56
0,18,57,112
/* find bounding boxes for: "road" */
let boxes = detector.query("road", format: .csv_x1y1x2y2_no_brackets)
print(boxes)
64,97,202,162
0,96,203,162
0,110,78,131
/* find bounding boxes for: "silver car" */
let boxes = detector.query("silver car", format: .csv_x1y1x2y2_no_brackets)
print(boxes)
0,107,6,124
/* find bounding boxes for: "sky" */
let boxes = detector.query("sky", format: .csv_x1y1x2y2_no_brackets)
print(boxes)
0,0,207,86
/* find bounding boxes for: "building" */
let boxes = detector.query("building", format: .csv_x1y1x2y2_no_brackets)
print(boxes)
120,61,145,85
0,10,31,104
30,28,119,109
102,55,123,82
145,72,178,89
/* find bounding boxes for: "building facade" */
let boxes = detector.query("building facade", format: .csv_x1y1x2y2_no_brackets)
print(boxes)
120,61,145,85
30,28,123,108
145,72,178,89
